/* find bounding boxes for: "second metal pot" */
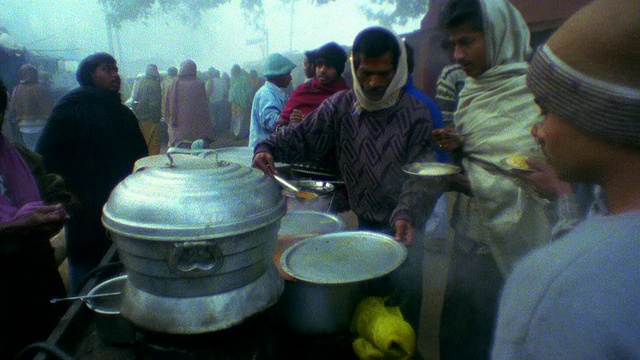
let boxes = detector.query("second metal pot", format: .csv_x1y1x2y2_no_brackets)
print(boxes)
276,280,366,334
85,275,136,344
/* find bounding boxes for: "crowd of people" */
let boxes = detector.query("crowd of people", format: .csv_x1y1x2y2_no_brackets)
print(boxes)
0,0,638,358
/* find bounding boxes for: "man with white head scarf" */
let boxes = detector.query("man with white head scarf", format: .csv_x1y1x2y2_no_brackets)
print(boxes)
493,0,640,358
434,0,556,358
253,26,441,332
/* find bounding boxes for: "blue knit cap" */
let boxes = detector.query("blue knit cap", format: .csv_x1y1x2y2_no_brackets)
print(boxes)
263,53,296,77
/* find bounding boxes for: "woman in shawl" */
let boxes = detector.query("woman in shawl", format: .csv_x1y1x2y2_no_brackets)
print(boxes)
164,59,214,148
228,64,254,140
0,77,67,359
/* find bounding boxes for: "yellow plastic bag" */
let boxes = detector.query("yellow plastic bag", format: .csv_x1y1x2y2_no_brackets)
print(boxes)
351,296,416,360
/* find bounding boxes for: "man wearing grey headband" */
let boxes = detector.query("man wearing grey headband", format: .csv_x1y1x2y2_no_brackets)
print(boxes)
493,0,640,358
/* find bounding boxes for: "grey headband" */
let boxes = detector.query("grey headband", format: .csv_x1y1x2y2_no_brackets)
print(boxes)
527,44,640,148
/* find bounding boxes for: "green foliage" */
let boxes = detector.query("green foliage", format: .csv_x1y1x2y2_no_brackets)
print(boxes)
98,0,233,28
98,0,428,29
361,0,429,27
240,0,266,33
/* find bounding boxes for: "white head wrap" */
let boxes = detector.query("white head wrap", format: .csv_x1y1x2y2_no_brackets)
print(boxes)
478,0,532,68
350,32,407,113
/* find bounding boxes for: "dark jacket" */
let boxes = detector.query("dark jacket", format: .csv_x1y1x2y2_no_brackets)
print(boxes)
37,86,148,267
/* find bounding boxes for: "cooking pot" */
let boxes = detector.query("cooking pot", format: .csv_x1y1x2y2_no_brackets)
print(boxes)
273,211,347,331
282,180,336,213
277,231,407,334
102,152,287,334
85,275,136,344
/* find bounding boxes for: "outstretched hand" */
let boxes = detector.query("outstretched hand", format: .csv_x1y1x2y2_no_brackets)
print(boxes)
432,127,462,152
290,109,305,125
520,158,573,200
394,219,415,246
2,202,68,238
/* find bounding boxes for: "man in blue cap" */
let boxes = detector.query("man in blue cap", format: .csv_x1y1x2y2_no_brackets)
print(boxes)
248,53,296,147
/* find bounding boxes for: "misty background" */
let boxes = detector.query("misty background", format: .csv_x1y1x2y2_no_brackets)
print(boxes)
2,0,424,79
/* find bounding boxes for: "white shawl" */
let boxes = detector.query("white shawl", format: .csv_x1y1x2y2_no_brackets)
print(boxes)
452,0,553,275
350,32,408,113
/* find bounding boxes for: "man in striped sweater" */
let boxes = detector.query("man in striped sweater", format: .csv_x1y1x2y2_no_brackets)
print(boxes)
253,26,441,331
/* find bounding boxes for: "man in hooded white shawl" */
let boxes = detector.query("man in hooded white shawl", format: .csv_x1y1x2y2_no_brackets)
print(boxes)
432,0,556,358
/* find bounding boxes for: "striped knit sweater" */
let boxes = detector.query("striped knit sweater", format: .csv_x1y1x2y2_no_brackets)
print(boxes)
255,89,439,228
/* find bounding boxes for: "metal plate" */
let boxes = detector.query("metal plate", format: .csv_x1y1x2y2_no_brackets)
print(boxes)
280,231,407,284
500,156,536,173
402,162,461,177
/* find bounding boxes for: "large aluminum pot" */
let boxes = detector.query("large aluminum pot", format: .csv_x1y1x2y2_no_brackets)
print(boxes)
102,152,287,333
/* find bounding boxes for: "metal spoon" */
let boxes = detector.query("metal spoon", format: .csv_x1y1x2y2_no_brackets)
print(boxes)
50,292,121,304
273,174,300,193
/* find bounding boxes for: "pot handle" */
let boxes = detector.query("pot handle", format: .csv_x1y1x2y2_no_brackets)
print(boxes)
168,241,224,276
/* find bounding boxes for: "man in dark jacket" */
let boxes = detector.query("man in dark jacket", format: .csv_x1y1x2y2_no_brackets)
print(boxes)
37,52,148,294
276,42,350,127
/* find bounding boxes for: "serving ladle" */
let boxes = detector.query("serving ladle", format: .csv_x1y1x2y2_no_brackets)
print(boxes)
273,174,300,193
50,292,121,304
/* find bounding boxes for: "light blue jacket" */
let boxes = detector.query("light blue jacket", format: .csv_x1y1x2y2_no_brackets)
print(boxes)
249,81,288,148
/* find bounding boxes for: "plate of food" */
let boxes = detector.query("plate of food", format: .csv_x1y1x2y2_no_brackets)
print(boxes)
501,155,536,173
402,162,461,177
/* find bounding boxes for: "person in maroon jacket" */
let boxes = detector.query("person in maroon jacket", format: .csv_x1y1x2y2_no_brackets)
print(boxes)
276,42,350,129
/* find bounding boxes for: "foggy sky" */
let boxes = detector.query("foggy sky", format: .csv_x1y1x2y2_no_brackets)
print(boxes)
2,0,423,77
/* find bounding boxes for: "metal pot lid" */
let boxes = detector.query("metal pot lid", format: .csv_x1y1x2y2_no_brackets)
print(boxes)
279,231,407,284
103,152,286,240
209,146,290,171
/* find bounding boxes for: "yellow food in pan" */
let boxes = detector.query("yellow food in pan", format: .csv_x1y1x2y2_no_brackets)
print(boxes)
508,155,531,170
295,191,318,199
